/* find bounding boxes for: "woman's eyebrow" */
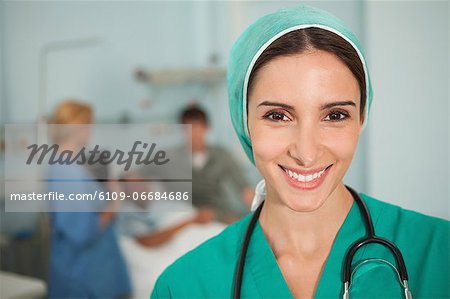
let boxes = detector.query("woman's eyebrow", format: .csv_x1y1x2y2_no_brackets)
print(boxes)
256,100,356,110
257,101,294,110
320,100,356,110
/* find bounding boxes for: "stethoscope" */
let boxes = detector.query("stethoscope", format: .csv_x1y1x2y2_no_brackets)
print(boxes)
233,185,413,299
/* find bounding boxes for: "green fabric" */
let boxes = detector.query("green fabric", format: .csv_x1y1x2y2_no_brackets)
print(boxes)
227,4,373,164
151,194,449,298
191,146,249,220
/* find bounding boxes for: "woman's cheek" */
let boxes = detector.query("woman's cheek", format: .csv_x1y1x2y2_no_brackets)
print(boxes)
324,127,360,161
251,128,288,161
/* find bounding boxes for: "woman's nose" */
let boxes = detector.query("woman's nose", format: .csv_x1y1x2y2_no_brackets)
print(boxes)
288,122,321,167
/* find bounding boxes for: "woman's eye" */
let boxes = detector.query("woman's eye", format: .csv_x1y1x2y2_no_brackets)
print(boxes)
325,111,348,122
264,111,290,122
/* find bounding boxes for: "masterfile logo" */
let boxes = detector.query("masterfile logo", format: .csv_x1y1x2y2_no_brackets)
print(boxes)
4,124,193,212
26,141,170,171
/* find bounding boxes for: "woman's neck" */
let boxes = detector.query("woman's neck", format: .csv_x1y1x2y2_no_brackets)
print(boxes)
259,183,354,259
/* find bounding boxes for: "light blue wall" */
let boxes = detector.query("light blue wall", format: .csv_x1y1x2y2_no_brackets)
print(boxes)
366,1,449,219
3,1,217,122
5,1,445,220
0,0,5,126
1,0,5,197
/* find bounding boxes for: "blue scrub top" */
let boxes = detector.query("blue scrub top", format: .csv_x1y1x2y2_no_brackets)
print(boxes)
47,164,131,299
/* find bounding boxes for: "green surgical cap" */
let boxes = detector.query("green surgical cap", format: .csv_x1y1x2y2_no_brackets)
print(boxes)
227,4,373,165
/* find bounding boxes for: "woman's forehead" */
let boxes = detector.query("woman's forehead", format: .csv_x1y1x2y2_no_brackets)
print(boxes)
249,52,360,106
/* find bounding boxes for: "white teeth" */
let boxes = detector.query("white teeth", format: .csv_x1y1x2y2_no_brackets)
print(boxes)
285,167,328,183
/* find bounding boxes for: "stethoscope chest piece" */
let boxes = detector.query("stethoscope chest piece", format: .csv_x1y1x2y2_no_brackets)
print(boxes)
343,264,413,299
342,187,412,299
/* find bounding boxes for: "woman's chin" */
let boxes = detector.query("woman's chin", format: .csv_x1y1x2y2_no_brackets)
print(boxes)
282,196,328,213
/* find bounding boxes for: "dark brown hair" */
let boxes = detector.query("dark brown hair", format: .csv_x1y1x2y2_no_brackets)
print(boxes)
179,105,209,126
248,28,366,119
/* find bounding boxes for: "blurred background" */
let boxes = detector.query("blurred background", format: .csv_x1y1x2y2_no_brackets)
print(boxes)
0,1,448,299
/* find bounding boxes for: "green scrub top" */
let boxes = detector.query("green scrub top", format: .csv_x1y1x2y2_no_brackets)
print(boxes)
151,194,450,298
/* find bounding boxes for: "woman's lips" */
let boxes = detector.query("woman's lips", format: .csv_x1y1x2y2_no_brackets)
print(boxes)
279,164,333,190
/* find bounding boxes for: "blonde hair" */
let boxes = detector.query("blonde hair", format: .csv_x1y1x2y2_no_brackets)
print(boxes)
50,100,93,125
49,100,93,143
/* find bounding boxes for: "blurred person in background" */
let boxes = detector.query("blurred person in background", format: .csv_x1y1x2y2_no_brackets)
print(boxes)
47,100,131,299
179,105,254,224
118,172,215,247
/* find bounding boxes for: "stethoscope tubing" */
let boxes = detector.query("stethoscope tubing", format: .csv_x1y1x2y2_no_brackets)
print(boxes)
233,199,264,299
233,185,411,299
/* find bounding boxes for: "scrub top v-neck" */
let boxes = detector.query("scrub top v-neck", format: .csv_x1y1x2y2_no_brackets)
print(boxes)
246,199,364,298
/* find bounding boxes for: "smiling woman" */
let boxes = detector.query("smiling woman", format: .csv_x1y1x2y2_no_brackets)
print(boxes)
151,4,449,299
248,48,362,214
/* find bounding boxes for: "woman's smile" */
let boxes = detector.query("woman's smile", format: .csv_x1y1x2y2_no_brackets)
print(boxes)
279,164,333,190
